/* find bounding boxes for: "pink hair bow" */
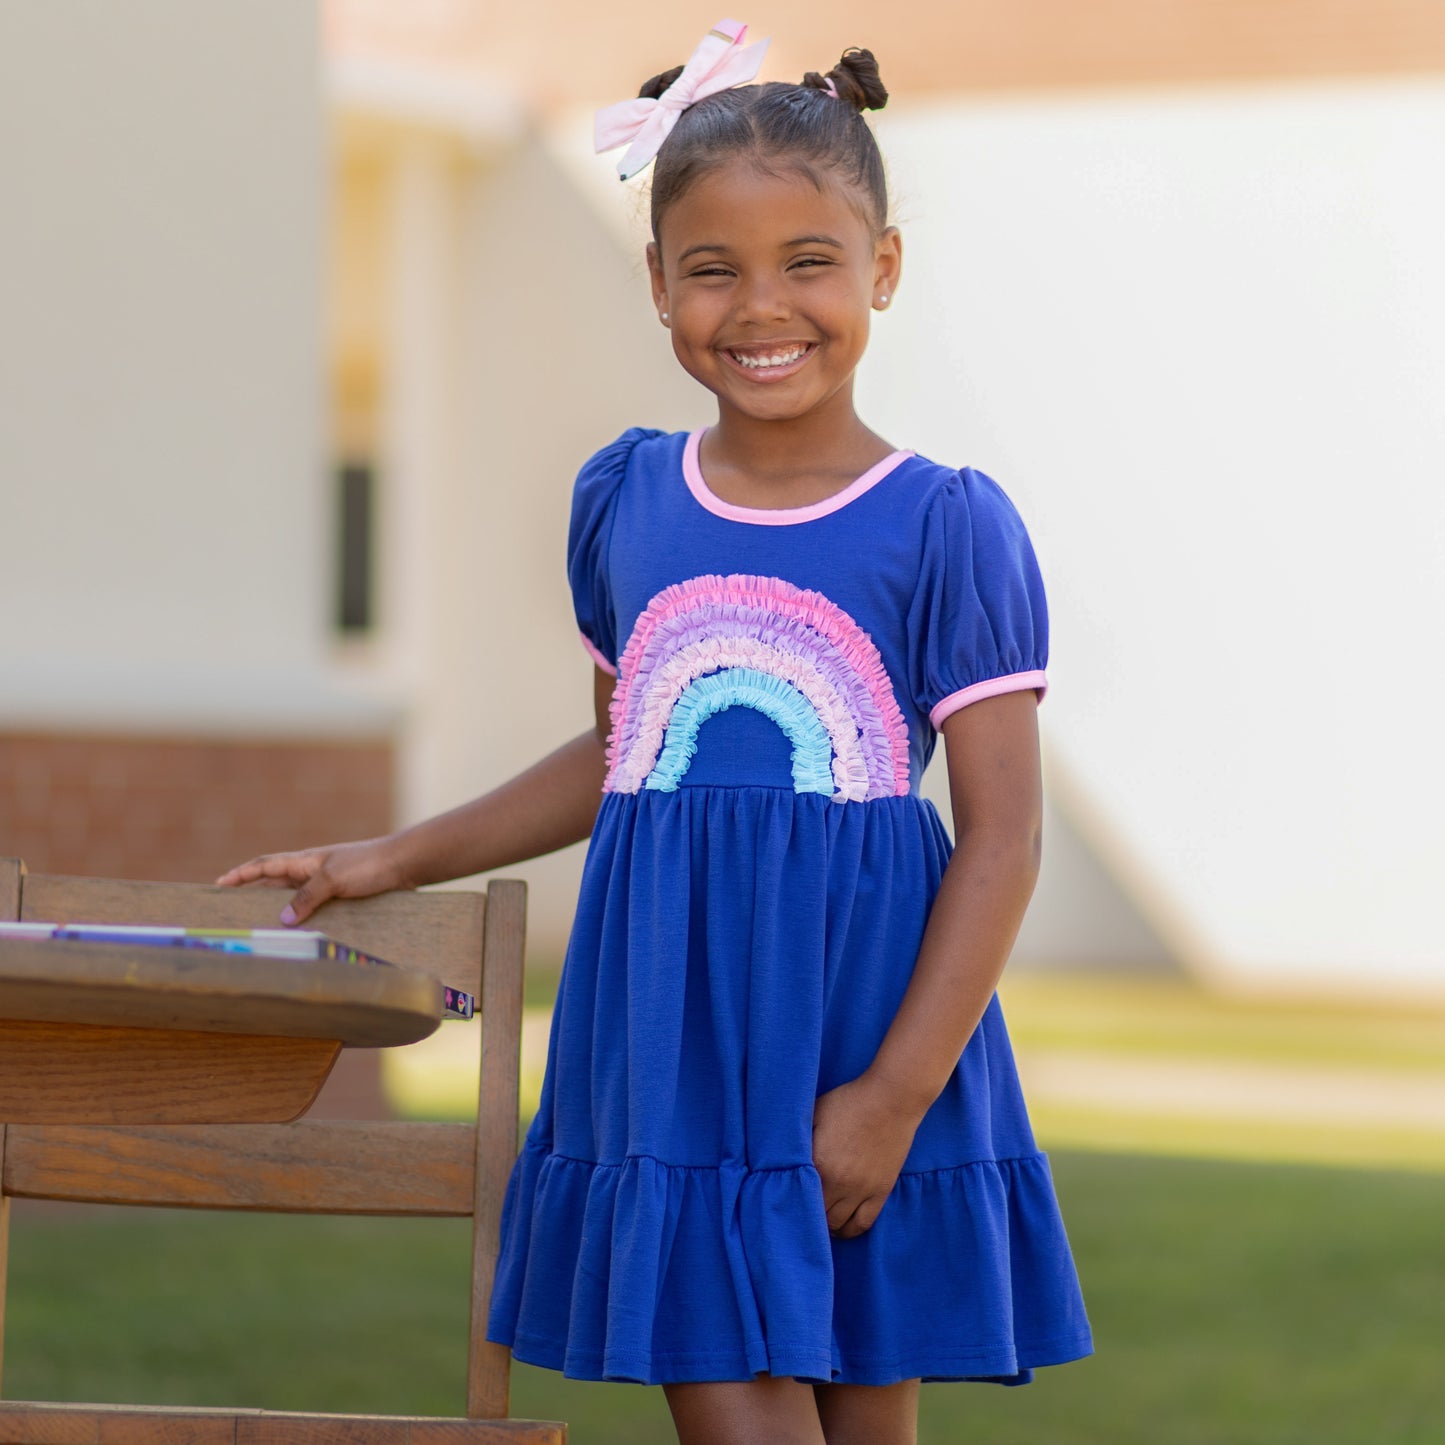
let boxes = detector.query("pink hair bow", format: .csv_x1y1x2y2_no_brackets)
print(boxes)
594,19,770,181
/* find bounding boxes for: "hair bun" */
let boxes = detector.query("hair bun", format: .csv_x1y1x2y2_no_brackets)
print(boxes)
638,63,686,101
803,48,888,113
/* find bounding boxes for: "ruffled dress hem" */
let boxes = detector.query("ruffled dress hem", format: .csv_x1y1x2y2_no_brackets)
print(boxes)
485,1136,1094,1387
498,1327,1096,1388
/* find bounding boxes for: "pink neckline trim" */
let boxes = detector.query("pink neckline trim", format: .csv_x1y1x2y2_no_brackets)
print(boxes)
684,429,913,525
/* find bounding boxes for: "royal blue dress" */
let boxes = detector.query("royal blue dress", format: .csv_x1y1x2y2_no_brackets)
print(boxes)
486,427,1093,1386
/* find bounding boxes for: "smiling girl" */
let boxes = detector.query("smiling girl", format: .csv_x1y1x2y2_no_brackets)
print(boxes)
220,20,1091,1444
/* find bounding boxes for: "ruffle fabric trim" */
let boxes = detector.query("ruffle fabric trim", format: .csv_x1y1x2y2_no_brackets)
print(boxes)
487,1138,1093,1387
645,667,836,795
607,574,911,801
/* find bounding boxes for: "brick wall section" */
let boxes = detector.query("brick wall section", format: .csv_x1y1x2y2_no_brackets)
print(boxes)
0,732,393,885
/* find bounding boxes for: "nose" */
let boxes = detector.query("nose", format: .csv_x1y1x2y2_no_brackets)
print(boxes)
732,271,790,325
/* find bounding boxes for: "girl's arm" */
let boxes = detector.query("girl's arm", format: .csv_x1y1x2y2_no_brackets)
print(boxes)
216,669,617,924
811,688,1043,1238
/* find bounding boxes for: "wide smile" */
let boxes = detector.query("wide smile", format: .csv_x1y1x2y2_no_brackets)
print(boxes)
719,341,817,383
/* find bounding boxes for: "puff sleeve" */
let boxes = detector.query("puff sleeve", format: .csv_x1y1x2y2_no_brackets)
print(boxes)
908,467,1049,729
566,429,654,675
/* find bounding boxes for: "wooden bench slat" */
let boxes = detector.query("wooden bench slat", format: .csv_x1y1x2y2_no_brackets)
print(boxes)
468,881,528,1420
2,1123,476,1216
0,1125,10,1398
14,1406,239,1443
0,858,22,924
0,1404,565,1445
238,1420,565,1445
0,1022,340,1125
0,940,442,1048
18,875,486,995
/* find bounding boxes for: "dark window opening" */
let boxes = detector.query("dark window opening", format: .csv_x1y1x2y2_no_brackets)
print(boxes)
337,459,374,632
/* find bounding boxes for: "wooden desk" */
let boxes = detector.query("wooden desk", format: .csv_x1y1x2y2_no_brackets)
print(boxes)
0,937,443,1125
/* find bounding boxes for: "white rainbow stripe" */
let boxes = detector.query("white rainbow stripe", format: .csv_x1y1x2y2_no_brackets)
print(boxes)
605,574,911,802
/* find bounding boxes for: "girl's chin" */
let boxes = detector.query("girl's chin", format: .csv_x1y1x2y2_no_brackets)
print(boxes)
717,390,824,423
685,360,855,424
710,376,859,425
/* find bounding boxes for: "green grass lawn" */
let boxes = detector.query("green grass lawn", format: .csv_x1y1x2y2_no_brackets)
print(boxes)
394,971,1445,1176
997,973,1445,1073
5,1150,1442,1444
1001,975,1445,1175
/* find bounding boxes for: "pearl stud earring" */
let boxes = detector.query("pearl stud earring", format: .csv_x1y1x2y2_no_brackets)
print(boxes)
661,311,669,322
878,293,889,306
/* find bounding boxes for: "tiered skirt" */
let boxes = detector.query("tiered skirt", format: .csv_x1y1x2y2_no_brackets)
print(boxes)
486,788,1092,1385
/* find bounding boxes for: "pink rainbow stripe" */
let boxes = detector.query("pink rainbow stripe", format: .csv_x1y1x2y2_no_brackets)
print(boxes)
611,611,892,798
929,671,1048,729
608,574,911,800
684,429,913,526
611,634,872,799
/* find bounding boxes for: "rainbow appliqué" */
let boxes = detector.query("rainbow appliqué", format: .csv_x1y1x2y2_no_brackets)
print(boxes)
605,574,911,803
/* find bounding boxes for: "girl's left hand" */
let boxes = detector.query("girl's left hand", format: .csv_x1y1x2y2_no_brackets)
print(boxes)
811,1073,923,1238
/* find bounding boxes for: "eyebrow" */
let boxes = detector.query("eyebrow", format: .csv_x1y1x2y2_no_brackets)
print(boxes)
676,234,847,263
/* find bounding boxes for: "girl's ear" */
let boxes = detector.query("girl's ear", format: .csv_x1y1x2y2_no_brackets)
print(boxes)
646,241,670,325
873,225,903,310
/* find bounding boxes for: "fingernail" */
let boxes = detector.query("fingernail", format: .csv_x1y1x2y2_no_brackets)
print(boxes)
280,905,297,926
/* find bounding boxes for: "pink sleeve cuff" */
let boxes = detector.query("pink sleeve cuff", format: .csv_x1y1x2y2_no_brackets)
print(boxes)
579,631,617,676
929,670,1048,729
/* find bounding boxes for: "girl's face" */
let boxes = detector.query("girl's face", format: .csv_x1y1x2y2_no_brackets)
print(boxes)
646,158,901,428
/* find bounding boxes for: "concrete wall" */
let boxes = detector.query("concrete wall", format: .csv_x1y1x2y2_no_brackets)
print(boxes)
0,0,383,738
861,80,1445,989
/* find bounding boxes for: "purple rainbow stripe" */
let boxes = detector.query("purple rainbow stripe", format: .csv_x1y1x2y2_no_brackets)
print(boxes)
611,632,872,798
607,574,910,800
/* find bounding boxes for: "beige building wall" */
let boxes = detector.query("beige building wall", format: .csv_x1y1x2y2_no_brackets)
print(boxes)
0,2,399,910
862,82,1445,990
0,0,381,737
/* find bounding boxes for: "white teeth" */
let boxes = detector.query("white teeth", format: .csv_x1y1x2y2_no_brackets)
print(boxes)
732,345,808,370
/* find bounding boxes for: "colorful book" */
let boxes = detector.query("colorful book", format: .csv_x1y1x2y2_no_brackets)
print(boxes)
0,922,475,1020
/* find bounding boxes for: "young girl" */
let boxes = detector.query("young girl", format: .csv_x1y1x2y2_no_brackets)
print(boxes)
220,22,1091,1443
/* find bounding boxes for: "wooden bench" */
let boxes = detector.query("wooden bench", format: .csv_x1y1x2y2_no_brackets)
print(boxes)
0,857,565,1443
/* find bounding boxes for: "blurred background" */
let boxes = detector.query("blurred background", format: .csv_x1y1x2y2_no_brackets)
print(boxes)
1,2,1443,1441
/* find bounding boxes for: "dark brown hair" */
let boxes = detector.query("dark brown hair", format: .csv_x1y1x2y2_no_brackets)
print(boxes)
639,48,890,238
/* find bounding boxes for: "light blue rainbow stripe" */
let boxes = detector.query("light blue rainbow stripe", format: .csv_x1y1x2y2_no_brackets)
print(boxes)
643,667,836,795
606,573,914,801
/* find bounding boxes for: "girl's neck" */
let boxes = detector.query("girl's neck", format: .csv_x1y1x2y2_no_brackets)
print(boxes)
703,394,895,495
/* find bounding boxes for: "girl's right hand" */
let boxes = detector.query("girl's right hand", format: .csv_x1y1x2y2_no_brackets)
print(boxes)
214,836,411,927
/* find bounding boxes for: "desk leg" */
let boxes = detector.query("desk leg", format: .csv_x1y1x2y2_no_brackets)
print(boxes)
0,1123,10,1397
